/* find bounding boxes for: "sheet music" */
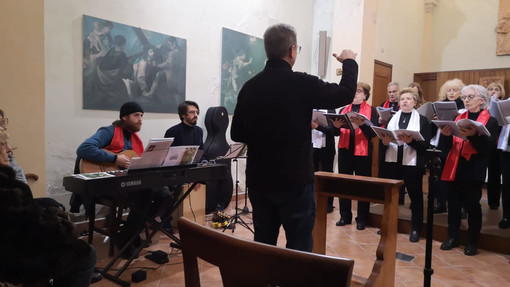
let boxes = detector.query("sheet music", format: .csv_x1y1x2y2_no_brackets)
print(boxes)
324,113,354,130
489,94,510,126
312,110,328,127
129,138,174,170
433,101,458,120
222,143,247,159
163,146,199,166
376,107,393,123
417,102,435,120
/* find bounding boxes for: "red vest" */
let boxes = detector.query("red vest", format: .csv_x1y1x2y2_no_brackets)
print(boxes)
441,110,490,181
105,125,144,156
338,101,372,156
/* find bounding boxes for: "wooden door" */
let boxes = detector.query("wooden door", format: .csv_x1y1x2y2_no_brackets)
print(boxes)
372,60,392,177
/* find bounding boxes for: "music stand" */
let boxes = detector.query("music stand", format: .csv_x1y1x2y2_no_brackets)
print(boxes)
220,143,253,233
424,148,442,287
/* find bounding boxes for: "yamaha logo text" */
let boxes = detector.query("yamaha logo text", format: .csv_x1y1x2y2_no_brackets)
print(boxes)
120,180,142,188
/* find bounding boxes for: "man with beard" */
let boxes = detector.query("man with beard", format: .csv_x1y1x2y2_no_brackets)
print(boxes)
162,101,229,230
164,101,204,151
76,102,171,258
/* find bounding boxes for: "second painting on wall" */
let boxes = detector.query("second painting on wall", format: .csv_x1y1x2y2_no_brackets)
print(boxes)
221,28,266,114
82,15,186,113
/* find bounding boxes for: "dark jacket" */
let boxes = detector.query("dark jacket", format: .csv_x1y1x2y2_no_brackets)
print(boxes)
231,58,358,190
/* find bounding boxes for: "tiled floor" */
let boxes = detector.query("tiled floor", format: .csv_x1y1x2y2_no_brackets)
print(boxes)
90,199,510,287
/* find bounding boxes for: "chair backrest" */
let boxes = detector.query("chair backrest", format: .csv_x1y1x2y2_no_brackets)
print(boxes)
177,217,354,287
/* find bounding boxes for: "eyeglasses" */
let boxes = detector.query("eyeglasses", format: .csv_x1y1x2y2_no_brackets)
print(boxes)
290,44,301,54
460,94,477,101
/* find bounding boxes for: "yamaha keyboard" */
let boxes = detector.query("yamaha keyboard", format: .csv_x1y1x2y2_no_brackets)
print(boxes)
63,163,228,197
63,163,228,286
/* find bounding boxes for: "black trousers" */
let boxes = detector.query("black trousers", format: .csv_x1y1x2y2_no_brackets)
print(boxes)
446,180,483,241
313,147,335,208
249,183,316,252
501,151,510,218
380,162,424,231
487,147,502,208
118,186,172,245
337,149,371,223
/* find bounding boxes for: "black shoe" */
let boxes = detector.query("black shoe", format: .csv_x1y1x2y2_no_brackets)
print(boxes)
356,222,366,230
464,244,478,256
433,204,447,214
498,217,510,229
440,238,459,250
409,230,420,242
91,268,103,284
460,207,468,219
335,218,352,226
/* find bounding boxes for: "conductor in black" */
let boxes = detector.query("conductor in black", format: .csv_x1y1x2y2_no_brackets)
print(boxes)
231,23,358,252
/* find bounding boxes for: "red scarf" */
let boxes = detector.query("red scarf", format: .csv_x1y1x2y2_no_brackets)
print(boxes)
105,125,144,156
441,109,490,181
383,99,399,109
338,101,372,156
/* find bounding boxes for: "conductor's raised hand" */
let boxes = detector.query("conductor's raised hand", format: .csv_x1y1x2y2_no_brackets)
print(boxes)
332,50,357,63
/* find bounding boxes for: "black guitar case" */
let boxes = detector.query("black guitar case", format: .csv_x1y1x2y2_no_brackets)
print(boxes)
203,106,233,213
204,106,230,158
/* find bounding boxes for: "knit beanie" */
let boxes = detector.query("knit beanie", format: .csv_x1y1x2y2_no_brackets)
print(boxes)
119,102,144,119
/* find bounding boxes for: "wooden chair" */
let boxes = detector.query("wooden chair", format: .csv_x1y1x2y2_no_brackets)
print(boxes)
177,217,354,287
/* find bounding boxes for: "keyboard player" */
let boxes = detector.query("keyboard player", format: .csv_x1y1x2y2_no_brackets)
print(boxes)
73,102,172,258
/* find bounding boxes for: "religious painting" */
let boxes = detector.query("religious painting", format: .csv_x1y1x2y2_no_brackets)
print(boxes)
496,0,510,55
221,28,266,114
83,15,186,113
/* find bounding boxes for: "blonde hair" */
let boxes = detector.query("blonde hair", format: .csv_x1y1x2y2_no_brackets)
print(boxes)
487,82,506,100
398,87,419,105
438,78,465,101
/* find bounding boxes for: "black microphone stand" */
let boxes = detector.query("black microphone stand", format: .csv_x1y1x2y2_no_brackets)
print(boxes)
424,148,441,287
240,186,250,214
223,157,253,233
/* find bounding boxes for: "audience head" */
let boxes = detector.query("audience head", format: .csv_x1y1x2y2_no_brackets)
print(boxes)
387,82,399,102
263,23,298,66
0,130,9,165
487,82,506,100
438,78,465,101
0,109,5,130
398,87,419,113
408,82,424,107
178,101,200,126
115,102,144,133
461,84,489,112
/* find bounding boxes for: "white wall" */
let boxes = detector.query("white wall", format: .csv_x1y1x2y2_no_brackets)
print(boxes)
374,0,425,86
429,0,510,72
44,0,320,195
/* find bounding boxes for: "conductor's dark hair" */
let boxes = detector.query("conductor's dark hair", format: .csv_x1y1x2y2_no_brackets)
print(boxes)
263,23,297,60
